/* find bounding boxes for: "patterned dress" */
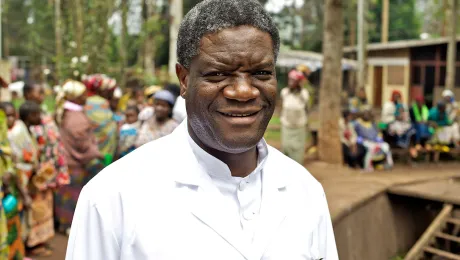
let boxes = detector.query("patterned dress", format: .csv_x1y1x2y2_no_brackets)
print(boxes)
0,111,12,259
85,95,118,157
135,118,179,147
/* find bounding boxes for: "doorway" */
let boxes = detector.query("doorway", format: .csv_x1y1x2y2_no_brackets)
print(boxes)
373,66,383,107
424,66,435,107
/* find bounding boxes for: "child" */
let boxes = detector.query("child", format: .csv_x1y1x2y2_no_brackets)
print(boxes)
118,106,141,158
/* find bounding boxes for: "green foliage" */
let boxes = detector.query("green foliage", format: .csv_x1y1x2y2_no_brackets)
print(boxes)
368,0,421,43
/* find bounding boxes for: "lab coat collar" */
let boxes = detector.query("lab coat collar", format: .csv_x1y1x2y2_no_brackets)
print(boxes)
171,120,288,259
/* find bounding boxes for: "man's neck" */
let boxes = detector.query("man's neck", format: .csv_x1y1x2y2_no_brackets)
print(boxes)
188,125,258,178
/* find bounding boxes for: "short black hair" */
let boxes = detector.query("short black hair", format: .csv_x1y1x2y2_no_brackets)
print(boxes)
342,109,350,118
164,83,180,98
177,0,280,69
22,83,35,98
0,102,14,113
125,105,140,115
19,101,41,122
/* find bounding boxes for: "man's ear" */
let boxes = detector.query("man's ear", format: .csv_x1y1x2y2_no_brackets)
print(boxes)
176,63,189,98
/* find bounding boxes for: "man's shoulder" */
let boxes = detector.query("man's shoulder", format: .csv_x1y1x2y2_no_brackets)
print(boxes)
83,135,181,198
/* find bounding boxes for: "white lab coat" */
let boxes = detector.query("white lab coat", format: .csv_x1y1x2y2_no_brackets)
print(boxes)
66,122,338,260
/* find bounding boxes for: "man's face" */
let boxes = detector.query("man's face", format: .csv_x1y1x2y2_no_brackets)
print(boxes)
177,26,277,154
288,77,299,89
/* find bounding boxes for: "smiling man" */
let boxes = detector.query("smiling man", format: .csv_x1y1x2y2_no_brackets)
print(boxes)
65,0,338,259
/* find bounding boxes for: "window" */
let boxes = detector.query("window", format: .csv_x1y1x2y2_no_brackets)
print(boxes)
387,66,405,85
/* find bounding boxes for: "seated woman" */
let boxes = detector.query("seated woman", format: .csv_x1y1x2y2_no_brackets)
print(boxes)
428,102,460,150
340,110,365,168
354,110,394,171
135,90,179,147
387,106,416,156
409,96,432,151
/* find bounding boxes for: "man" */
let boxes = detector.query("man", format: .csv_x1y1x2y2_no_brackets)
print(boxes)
280,69,309,164
66,0,338,259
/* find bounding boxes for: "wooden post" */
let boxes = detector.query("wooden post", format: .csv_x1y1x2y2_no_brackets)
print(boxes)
381,0,389,43
357,0,367,89
446,0,457,90
168,0,183,82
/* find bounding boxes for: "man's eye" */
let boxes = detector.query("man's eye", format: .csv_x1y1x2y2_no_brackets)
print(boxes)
205,72,227,77
253,71,272,76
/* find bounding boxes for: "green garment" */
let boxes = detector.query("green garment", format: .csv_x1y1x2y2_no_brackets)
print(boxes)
412,103,429,122
428,107,451,127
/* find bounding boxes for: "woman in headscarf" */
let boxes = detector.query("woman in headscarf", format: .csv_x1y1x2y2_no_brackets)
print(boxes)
135,90,179,147
428,102,460,149
54,80,103,236
349,88,370,114
381,90,404,125
280,69,309,164
83,74,118,164
7,101,56,257
0,103,27,260
138,85,161,122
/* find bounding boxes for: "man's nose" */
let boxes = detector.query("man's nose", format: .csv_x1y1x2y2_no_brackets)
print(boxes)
223,76,260,102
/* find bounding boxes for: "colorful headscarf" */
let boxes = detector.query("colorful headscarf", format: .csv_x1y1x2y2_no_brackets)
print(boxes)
82,74,117,96
288,70,306,82
56,80,87,125
390,90,402,102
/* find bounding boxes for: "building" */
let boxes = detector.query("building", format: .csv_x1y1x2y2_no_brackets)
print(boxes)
344,37,460,108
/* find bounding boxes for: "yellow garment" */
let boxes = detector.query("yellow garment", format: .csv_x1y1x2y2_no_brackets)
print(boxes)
118,93,132,112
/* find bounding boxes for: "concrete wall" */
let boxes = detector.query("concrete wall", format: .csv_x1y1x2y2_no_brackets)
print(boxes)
333,193,439,260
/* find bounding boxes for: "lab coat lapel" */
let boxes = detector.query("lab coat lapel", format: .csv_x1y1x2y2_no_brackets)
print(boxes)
251,157,288,259
172,125,248,259
190,180,248,259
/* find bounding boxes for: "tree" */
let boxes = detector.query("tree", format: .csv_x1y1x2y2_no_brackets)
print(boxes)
318,0,344,164
446,0,458,90
120,0,129,87
55,0,64,82
368,0,421,43
168,0,183,81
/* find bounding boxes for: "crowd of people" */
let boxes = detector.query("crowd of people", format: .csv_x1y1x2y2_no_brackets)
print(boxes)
342,87,460,171
0,74,185,259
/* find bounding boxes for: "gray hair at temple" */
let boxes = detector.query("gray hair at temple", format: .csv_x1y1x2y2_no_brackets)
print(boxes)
177,0,280,69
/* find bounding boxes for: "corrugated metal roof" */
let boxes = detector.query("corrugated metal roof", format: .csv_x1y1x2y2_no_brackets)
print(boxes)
277,50,358,71
343,36,460,53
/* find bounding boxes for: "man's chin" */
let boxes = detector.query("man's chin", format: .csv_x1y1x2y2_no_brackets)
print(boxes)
216,133,265,154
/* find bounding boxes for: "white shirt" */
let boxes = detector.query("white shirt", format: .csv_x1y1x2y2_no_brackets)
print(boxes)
188,133,267,243
66,121,338,260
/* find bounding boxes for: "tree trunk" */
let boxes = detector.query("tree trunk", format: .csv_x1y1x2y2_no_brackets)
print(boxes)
357,0,367,89
168,0,183,81
381,0,389,43
74,0,84,57
144,0,156,77
120,0,128,88
446,0,457,89
55,0,63,82
318,0,344,164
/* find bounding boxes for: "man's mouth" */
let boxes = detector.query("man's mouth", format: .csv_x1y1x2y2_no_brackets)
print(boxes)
218,111,259,117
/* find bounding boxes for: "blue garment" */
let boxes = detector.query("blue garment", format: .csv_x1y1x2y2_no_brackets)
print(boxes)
413,123,432,143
